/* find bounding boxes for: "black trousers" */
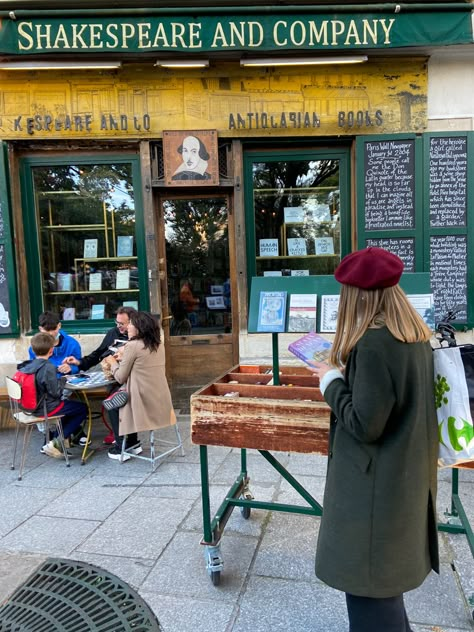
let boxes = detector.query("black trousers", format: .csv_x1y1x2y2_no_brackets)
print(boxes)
108,407,138,447
346,593,413,632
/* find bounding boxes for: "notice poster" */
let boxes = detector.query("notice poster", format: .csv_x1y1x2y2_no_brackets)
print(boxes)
83,239,98,259
57,273,72,292
259,239,279,257
117,235,134,257
288,294,317,333
287,238,307,256
89,272,102,291
257,291,287,333
315,237,335,255
284,206,305,223
91,304,105,319
116,269,131,290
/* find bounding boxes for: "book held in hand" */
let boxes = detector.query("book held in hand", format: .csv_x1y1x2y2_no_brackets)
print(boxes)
288,332,332,367
257,291,287,333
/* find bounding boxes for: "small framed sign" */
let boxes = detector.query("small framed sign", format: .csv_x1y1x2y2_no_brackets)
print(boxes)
163,130,218,186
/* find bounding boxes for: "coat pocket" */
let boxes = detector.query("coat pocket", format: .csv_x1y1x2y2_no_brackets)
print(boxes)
350,441,372,473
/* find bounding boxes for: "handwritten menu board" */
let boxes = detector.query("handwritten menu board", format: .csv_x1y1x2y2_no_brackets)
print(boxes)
364,139,415,231
430,235,467,322
366,237,415,272
429,136,467,228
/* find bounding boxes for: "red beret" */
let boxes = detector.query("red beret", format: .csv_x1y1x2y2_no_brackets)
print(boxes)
335,247,404,290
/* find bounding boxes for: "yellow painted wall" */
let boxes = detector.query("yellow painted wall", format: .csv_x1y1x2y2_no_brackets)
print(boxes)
0,58,427,139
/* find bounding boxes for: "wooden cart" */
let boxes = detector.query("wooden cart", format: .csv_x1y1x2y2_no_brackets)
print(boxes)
191,364,330,585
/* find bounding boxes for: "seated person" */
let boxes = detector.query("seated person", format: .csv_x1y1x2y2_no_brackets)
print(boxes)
18,333,87,458
29,311,82,376
170,302,192,337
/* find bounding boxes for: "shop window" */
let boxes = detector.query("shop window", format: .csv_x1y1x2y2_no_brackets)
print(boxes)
21,158,147,325
244,149,350,280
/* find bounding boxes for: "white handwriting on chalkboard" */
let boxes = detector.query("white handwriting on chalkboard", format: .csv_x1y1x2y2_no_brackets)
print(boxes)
364,140,415,231
366,238,415,272
429,136,467,228
430,235,467,321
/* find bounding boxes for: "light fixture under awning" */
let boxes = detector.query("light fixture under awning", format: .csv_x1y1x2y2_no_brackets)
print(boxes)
0,60,122,70
240,55,368,67
154,59,209,68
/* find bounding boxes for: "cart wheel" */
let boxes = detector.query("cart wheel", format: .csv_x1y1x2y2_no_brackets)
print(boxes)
210,570,221,586
240,505,251,520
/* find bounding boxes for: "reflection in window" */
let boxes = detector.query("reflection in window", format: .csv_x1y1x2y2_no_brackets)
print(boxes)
164,197,231,335
253,159,341,276
34,163,139,320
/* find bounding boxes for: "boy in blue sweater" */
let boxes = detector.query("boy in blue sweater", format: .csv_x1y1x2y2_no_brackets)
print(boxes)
29,311,82,376
19,333,87,458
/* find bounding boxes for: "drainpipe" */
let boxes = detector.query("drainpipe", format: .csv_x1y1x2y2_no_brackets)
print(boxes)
0,3,472,18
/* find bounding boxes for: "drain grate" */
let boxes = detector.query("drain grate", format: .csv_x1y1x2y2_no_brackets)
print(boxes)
0,558,163,631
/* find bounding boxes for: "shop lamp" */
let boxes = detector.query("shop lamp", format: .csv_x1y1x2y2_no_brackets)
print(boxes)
154,59,209,68
240,55,368,67
0,61,122,70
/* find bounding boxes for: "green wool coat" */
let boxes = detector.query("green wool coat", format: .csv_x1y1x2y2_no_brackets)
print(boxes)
315,327,439,598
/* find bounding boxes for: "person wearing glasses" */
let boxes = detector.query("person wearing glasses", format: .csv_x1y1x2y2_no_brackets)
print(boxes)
64,306,137,445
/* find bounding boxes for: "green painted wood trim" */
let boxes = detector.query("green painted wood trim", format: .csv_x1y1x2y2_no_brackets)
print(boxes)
0,142,20,336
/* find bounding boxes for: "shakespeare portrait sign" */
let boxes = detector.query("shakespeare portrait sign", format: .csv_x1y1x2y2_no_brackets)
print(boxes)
163,130,218,186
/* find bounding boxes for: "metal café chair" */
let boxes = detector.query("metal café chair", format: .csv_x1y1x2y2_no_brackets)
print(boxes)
6,376,70,480
119,423,184,472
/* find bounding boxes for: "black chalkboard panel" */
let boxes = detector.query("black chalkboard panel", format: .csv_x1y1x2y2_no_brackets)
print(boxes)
366,237,415,272
430,235,467,322
0,244,12,333
364,139,415,231
429,136,467,228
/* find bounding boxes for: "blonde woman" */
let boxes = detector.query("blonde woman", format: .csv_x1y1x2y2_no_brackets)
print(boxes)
311,248,438,632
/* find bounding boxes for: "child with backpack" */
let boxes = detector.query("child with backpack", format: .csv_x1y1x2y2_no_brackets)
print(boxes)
15,333,87,458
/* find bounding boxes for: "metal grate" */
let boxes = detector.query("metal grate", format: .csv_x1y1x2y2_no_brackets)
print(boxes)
0,558,163,631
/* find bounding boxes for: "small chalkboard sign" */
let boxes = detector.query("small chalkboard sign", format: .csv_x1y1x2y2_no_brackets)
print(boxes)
366,237,415,272
429,136,467,228
364,139,415,231
430,235,467,322
0,244,12,332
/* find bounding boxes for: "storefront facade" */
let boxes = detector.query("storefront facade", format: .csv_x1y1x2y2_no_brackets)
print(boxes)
0,2,473,400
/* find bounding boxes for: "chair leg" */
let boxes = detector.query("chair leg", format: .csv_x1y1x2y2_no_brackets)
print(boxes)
120,436,127,463
11,422,21,471
55,421,70,468
18,425,34,481
175,423,185,456
150,431,155,472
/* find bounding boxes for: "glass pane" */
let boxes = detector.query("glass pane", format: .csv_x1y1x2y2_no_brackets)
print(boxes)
34,163,139,320
164,197,231,335
252,159,341,276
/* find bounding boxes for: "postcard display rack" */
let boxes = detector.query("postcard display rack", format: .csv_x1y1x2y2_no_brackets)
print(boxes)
191,274,473,591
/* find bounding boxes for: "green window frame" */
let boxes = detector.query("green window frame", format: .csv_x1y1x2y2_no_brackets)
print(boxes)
0,143,19,336
244,147,351,287
20,154,149,333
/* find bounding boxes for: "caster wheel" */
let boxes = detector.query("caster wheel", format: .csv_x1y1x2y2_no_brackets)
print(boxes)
240,505,251,520
210,570,221,586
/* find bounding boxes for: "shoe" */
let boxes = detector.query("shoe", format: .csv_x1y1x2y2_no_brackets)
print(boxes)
71,427,87,445
41,440,70,459
36,422,47,433
125,441,143,455
79,436,91,447
108,445,130,462
103,432,115,445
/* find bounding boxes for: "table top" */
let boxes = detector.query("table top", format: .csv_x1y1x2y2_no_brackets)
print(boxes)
65,371,115,391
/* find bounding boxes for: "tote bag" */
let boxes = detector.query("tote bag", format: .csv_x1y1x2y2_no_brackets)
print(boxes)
433,345,474,467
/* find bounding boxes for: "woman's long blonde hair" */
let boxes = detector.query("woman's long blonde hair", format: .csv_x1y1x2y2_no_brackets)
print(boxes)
329,283,432,368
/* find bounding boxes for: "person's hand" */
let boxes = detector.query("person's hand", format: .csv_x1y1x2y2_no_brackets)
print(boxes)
113,347,124,362
64,356,80,366
307,361,332,382
58,362,72,374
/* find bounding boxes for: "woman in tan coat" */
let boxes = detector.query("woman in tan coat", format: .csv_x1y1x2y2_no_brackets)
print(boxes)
104,311,176,462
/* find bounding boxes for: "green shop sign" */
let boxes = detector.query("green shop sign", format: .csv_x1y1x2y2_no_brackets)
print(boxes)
0,12,471,54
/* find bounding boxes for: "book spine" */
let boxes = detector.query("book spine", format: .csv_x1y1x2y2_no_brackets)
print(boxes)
288,344,308,363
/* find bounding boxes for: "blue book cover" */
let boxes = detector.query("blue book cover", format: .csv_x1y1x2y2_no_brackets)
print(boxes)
257,291,287,333
288,332,332,366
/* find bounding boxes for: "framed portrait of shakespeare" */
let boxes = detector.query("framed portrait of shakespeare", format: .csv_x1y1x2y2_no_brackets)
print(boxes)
163,130,218,187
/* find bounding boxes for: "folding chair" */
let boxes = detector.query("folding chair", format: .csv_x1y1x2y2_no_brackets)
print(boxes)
6,376,70,480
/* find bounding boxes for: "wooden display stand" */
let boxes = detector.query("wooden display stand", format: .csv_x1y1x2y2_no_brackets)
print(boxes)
191,365,330,454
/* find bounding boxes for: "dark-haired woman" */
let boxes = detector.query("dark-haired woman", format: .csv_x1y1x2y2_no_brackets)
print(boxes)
103,311,176,461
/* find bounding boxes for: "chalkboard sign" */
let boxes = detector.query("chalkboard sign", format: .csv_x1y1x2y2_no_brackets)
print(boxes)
430,235,467,322
366,237,415,272
364,139,415,231
0,244,12,332
429,136,467,227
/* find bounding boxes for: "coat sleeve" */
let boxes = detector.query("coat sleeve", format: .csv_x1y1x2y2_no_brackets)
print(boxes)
80,329,115,371
112,342,137,385
323,345,396,444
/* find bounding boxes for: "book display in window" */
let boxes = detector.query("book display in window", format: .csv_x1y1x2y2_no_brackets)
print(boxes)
320,295,340,333
257,291,287,333
83,239,98,259
117,236,134,257
89,272,102,291
288,294,317,333
116,269,130,290
91,304,105,319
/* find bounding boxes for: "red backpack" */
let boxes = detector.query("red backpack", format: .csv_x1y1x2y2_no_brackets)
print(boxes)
11,371,42,413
